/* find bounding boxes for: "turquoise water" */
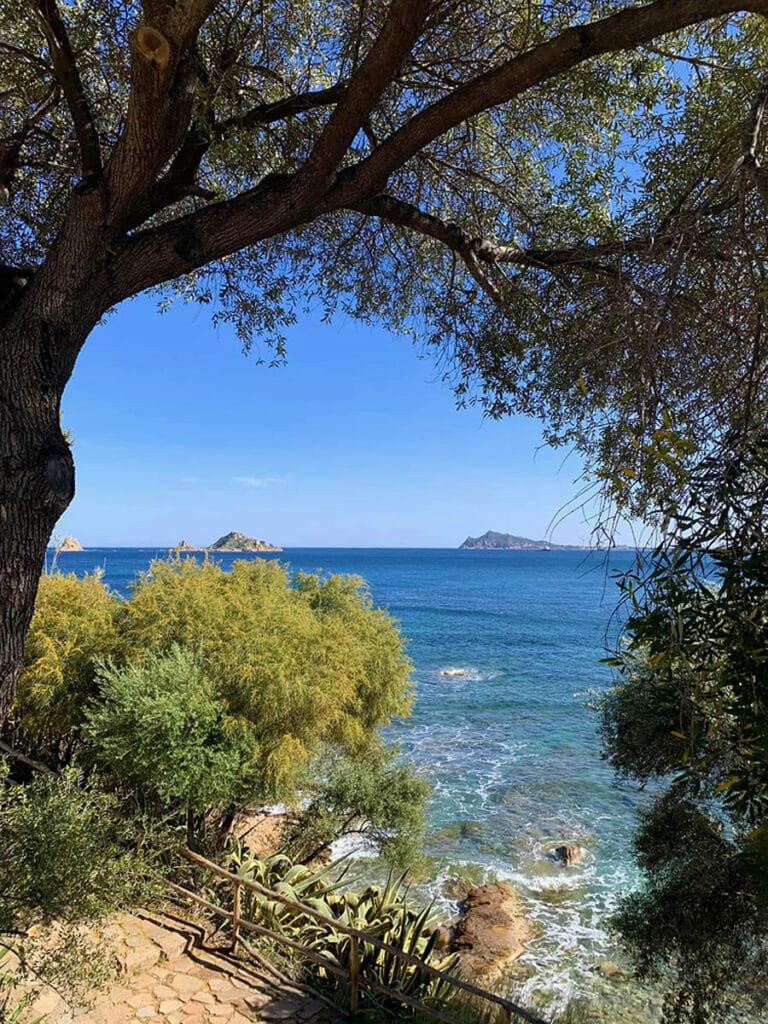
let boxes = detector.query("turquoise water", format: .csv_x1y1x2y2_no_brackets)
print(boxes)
50,546,660,1019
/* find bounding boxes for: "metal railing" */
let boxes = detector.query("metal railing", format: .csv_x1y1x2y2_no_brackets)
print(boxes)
173,848,550,1024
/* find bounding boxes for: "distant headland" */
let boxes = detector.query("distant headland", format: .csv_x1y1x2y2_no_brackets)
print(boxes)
175,531,281,553
460,530,585,551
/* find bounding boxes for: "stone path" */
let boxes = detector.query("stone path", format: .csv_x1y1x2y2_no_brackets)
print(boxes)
8,910,344,1024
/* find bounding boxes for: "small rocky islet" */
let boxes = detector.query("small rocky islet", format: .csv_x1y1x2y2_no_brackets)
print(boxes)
175,531,281,553
55,535,84,552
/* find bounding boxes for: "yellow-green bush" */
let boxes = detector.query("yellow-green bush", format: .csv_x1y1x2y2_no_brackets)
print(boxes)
18,570,120,740
120,557,412,793
19,557,413,798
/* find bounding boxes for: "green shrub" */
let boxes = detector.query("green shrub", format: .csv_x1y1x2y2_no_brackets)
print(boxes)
0,764,158,932
288,747,429,869
84,646,261,820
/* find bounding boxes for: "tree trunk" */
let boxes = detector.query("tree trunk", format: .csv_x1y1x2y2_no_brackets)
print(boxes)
0,312,78,724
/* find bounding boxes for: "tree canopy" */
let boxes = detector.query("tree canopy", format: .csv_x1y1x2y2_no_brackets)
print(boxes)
4,2,768,713
5,3,768,511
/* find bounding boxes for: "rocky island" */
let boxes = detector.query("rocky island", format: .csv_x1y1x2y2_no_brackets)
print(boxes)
174,531,281,552
460,530,582,550
55,535,84,552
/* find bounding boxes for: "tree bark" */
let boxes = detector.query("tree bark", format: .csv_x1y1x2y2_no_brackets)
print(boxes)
0,311,80,723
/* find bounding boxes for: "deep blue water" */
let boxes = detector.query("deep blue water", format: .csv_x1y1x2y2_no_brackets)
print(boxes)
48,546,660,1018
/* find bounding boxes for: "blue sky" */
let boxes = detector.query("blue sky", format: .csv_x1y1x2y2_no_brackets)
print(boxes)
57,294,602,547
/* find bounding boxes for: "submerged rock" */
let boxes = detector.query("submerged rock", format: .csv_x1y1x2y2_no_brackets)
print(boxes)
597,960,629,983
439,668,467,677
451,882,534,984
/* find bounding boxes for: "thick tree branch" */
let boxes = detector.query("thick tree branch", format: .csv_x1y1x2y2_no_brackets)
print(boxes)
33,0,102,181
352,193,665,300
742,74,768,209
109,0,768,306
218,82,348,134
327,0,768,204
125,84,348,231
293,0,432,197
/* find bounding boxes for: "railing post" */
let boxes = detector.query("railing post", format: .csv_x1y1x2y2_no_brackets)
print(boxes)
349,935,359,1016
231,880,241,952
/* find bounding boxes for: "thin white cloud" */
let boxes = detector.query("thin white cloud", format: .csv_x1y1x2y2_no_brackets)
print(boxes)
233,476,285,487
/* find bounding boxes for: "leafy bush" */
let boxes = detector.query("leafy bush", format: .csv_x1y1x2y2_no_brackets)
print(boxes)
288,747,429,869
120,557,413,793
0,764,158,932
84,646,260,820
16,571,120,753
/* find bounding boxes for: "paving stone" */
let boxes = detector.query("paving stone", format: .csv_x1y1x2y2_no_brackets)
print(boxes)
122,944,162,974
171,973,207,999
135,1009,157,1020
132,974,160,991
158,998,184,1015
110,985,135,1003
244,992,271,1010
153,984,178,1001
28,989,65,1017
192,989,216,1005
208,1006,235,1020
127,992,156,1010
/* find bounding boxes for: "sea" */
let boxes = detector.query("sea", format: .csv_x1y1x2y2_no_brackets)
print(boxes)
48,545,664,1021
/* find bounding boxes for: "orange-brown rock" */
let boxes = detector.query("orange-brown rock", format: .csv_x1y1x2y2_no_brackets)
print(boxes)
229,810,295,858
451,883,534,984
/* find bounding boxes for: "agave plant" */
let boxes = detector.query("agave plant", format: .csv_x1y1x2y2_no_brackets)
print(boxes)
221,841,459,1019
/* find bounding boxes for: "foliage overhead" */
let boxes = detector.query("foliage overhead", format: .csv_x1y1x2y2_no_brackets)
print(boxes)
6,2,768,523
598,431,768,1023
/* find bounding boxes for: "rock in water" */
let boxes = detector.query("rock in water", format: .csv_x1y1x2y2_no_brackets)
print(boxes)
451,883,534,984
553,843,582,866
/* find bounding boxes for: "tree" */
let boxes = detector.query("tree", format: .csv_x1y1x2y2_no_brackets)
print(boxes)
598,432,768,1022
6,0,768,716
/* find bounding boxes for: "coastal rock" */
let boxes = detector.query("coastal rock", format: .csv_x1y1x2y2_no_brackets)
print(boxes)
439,668,467,677
552,844,582,866
56,535,83,552
451,882,534,984
175,538,200,550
